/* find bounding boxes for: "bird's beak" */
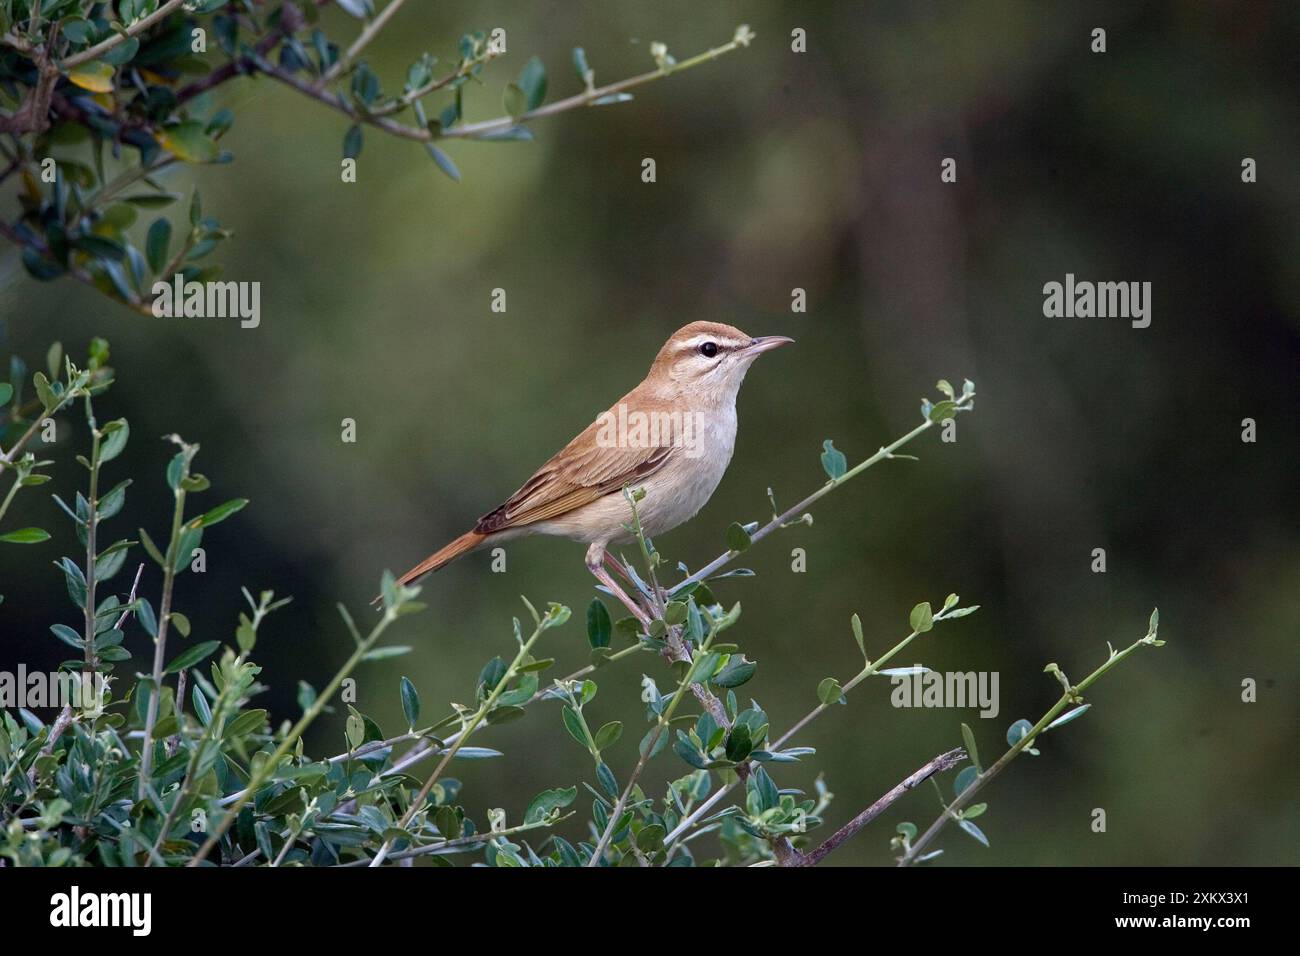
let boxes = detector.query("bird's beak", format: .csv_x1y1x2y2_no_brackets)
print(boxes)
742,335,795,356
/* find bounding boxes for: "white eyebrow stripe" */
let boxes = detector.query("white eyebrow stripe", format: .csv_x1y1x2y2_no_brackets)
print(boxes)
678,334,748,350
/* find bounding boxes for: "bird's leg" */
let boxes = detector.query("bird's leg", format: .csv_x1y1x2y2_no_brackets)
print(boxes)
587,543,651,628
603,552,654,607
602,551,634,586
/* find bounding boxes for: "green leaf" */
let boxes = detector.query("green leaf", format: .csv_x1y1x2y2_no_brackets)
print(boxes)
49,624,84,649
663,601,688,626
562,705,589,750
158,122,220,163
23,247,64,280
139,527,166,566
503,82,525,118
909,602,934,633
929,400,957,422
425,144,460,182
896,821,918,841
961,722,981,773
636,823,666,853
145,218,171,274
953,766,979,797
125,193,181,209
173,526,202,572
851,613,866,659
820,439,846,480
342,124,363,159
170,611,190,638
223,709,267,740
1046,703,1091,731
488,705,529,726
724,722,752,762
524,786,576,824
593,720,622,752
711,655,757,688
517,56,546,110
192,498,248,528
1006,718,1034,747
748,766,779,812
816,677,843,706
586,599,611,649
572,47,591,83
962,802,988,819
33,372,56,411
958,818,989,847
164,640,220,674
0,528,51,544
725,521,751,553
236,616,256,653
137,598,158,638
399,676,420,727
0,383,12,405
640,725,669,759
166,452,186,491
99,419,129,463
102,37,138,67
67,61,116,93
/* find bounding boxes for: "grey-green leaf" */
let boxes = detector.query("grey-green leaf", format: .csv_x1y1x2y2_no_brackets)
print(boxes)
820,439,847,480
400,676,420,727
961,722,981,773
164,640,220,674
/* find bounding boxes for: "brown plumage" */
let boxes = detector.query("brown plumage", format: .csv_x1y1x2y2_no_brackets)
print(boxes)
386,321,792,616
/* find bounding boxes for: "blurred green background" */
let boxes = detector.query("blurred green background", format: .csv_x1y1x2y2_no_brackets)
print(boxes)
2,0,1298,865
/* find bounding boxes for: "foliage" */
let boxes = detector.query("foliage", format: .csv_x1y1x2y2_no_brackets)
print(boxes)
0,343,1162,866
0,1,753,313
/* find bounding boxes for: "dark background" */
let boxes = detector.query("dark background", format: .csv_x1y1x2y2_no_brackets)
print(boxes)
2,1,1298,865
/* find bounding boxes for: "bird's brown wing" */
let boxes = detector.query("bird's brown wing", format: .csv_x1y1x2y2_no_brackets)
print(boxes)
474,421,675,534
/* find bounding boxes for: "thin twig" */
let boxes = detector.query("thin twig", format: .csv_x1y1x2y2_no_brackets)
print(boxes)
671,392,975,597
586,637,712,866
62,0,188,68
340,815,571,866
317,0,409,86
369,612,553,866
138,440,195,798
899,618,1162,865
441,30,754,140
779,748,967,866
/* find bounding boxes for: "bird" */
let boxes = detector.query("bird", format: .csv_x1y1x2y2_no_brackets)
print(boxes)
388,321,793,623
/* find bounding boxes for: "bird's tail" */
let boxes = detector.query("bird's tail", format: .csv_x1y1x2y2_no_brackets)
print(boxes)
380,531,487,602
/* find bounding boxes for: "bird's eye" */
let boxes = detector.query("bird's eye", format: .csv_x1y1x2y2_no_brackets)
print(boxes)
698,342,719,358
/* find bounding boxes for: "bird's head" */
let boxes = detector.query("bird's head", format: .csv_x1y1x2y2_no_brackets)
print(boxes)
648,321,793,404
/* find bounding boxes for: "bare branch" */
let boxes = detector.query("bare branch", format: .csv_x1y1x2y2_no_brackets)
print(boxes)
777,748,968,866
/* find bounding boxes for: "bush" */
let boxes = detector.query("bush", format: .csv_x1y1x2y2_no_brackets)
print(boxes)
0,343,1163,866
